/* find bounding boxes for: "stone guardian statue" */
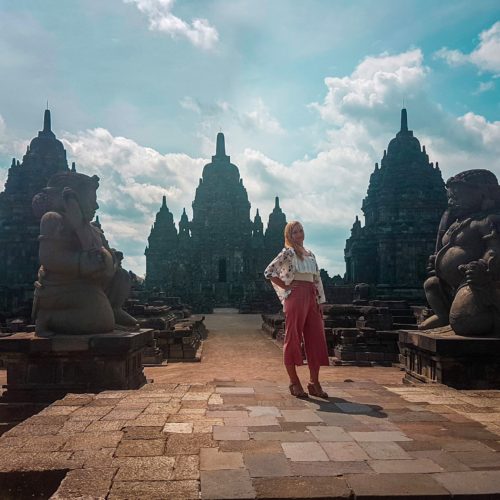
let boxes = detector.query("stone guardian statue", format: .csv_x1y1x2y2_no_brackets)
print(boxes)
31,171,137,337
420,169,500,336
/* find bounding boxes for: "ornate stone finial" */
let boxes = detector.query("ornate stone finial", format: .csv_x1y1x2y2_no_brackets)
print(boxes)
375,162,379,170
43,109,51,133
11,158,15,167
436,161,439,170
71,162,76,172
400,108,408,133
216,132,226,157
212,132,230,162
162,195,167,207
275,196,280,209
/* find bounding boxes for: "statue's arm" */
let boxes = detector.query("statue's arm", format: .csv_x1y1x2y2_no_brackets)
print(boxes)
39,212,110,278
461,216,500,286
482,215,500,279
39,212,79,276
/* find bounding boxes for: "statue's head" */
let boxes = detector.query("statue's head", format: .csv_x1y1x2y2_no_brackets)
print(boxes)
445,169,500,216
33,172,100,222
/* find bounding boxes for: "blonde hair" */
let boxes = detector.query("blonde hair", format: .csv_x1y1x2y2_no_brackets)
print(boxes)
284,220,305,260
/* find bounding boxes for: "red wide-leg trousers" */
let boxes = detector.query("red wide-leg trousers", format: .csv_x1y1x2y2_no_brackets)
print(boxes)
283,281,329,370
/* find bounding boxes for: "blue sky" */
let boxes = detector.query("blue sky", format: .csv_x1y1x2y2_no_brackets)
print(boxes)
0,0,499,276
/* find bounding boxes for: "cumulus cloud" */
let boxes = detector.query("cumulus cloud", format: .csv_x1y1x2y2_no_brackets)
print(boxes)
124,0,218,50
311,49,427,125
241,98,285,135
59,127,207,275
435,22,500,75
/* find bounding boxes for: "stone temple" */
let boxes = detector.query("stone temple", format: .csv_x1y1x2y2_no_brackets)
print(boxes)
0,109,71,315
344,109,447,300
145,133,287,311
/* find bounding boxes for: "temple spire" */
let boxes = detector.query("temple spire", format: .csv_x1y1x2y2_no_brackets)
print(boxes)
275,196,280,209
400,108,408,133
162,195,167,207
43,109,51,133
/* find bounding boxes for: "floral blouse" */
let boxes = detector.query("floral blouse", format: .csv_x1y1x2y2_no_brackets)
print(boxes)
264,247,326,305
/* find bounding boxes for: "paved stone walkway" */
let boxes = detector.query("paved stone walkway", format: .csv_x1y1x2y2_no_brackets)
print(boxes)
0,312,500,498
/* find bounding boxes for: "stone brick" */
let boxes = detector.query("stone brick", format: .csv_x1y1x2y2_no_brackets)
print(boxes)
113,456,175,481
280,410,323,422
213,425,249,441
360,441,412,460
290,460,372,476
251,431,316,442
162,422,193,434
433,470,500,495
109,479,199,499
244,452,291,477
350,430,412,442
200,447,244,470
346,472,450,498
51,467,116,499
321,441,370,461
114,438,165,457
173,455,199,480
122,426,164,440
201,469,255,499
253,476,351,499
62,432,123,451
281,442,329,461
369,458,443,473
307,425,354,442
166,433,216,454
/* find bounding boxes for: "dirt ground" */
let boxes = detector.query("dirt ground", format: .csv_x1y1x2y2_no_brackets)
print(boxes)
145,312,403,386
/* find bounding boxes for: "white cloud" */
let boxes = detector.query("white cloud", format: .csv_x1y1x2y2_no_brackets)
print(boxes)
473,81,495,95
457,112,500,152
311,49,427,125
241,98,285,135
59,127,207,275
435,22,500,75
124,0,218,50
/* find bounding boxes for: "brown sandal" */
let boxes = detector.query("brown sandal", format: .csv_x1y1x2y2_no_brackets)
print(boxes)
307,382,329,399
289,383,308,399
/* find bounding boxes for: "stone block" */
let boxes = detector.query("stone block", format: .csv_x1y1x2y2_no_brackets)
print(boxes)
253,476,351,499
201,469,255,499
399,327,500,389
0,330,152,402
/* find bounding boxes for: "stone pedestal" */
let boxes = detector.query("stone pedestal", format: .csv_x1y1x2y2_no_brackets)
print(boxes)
399,326,500,389
0,329,153,402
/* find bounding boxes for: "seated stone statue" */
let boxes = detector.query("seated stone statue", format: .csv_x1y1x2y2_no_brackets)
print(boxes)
32,171,137,337
420,169,500,336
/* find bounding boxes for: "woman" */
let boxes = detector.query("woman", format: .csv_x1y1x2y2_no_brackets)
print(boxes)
264,221,329,398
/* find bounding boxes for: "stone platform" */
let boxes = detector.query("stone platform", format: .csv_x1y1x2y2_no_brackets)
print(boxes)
0,379,499,498
0,330,153,402
399,326,500,389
